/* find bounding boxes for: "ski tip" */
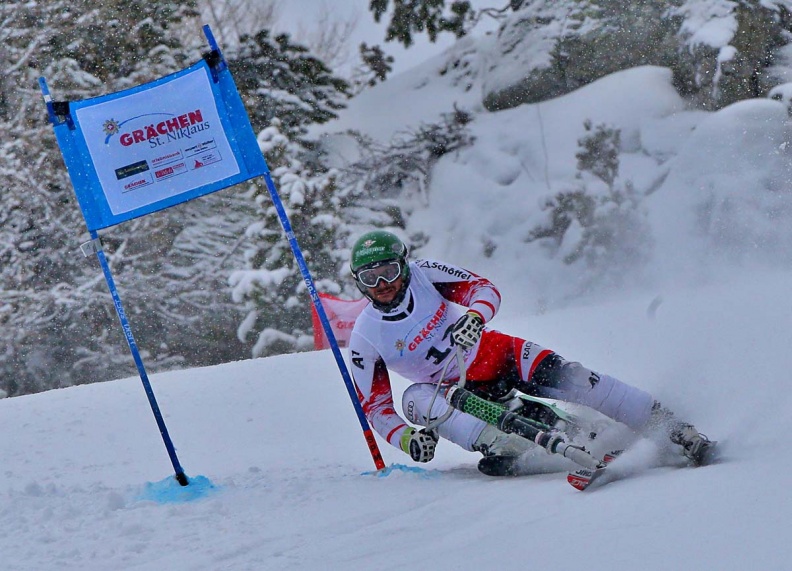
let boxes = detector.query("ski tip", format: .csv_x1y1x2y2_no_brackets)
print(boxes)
568,467,602,491
568,448,624,490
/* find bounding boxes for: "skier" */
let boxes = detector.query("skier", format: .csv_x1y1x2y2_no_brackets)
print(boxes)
347,230,713,476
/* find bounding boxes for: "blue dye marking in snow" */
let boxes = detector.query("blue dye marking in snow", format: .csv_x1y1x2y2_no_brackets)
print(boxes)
362,463,439,478
137,474,219,504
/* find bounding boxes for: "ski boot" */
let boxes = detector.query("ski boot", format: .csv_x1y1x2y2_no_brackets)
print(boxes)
473,425,535,477
669,423,715,465
648,401,716,466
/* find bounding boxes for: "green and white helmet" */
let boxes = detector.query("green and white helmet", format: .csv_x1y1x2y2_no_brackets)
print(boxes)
350,230,411,309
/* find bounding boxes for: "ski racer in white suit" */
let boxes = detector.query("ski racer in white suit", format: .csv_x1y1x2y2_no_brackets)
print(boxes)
347,230,711,475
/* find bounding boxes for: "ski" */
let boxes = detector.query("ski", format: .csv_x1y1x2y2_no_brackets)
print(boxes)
443,381,721,489
567,449,622,491
567,440,719,491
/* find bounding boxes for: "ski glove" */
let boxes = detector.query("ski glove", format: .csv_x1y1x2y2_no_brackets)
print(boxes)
400,427,438,462
451,311,484,349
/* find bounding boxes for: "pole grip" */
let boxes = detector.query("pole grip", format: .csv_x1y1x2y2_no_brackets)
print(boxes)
446,386,603,470
446,386,550,438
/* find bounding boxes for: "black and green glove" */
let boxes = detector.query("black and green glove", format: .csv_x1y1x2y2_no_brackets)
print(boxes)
400,427,438,462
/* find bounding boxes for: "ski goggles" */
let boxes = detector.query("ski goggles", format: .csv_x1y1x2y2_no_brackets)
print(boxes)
355,261,403,288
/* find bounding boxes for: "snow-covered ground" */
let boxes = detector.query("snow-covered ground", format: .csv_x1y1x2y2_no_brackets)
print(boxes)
1,266,791,570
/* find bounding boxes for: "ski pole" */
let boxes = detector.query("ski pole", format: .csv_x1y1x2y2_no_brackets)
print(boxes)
423,346,465,432
445,385,603,470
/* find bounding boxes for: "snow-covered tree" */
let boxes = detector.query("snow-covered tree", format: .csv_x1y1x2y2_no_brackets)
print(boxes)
529,120,651,291
230,121,349,356
345,107,475,207
229,30,350,138
196,0,281,49
369,0,476,47
222,29,469,357
5,0,792,395
225,33,360,357
351,43,395,93
0,0,258,395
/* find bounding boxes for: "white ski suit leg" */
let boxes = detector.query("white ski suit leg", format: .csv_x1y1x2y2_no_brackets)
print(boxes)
519,342,654,432
402,383,486,451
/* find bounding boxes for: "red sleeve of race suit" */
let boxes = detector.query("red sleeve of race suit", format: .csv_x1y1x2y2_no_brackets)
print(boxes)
415,259,501,323
349,333,410,450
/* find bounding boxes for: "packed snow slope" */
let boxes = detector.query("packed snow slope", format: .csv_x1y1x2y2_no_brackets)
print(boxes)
1,267,791,570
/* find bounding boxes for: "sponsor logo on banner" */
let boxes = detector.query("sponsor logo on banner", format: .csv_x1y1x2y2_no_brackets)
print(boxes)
184,139,218,156
115,160,150,180
116,160,154,194
122,174,153,193
190,150,222,169
154,162,187,181
103,119,121,137
151,150,184,168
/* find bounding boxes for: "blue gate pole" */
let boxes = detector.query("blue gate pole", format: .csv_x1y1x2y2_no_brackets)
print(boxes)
257,173,386,471
87,231,189,485
203,23,384,470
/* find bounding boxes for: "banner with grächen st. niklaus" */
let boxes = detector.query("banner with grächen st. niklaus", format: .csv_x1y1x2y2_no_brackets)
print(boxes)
42,47,267,231
39,26,386,485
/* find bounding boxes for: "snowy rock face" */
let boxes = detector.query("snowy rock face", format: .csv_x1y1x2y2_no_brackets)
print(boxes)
674,0,792,110
481,1,676,110
478,0,792,112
